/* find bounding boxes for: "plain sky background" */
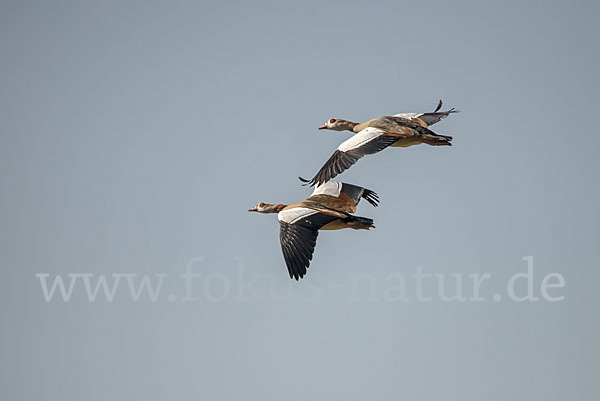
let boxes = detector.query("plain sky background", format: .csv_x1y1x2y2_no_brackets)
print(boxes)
1,0,599,400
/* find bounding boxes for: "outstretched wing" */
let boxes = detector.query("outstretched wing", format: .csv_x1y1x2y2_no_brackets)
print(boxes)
340,182,379,207
279,221,319,281
307,181,379,207
394,100,459,127
298,181,377,214
308,127,401,186
278,208,338,280
416,108,459,126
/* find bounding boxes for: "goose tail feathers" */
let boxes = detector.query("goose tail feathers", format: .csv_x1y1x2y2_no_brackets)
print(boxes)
345,215,375,230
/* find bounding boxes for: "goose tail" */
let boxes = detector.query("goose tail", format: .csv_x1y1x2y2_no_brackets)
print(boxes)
345,215,375,230
421,134,453,146
413,125,453,146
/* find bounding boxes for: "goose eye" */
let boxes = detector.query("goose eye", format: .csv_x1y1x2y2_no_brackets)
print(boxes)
329,119,336,124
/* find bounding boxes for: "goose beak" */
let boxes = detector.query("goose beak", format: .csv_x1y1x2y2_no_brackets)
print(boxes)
318,124,327,130
248,207,258,212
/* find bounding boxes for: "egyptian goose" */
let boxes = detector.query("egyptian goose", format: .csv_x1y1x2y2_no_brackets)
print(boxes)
307,101,458,186
249,181,379,280
319,100,458,131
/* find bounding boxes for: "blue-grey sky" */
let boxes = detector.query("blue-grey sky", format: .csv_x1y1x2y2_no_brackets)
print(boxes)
1,1,599,400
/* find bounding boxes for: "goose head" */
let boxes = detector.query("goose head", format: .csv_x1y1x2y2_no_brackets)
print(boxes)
248,202,286,213
318,118,356,132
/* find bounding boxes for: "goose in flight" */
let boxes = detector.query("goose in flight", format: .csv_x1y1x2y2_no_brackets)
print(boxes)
320,100,458,131
307,101,458,186
249,181,378,280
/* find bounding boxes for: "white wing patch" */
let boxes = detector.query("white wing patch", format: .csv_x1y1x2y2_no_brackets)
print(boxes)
337,127,386,152
278,207,319,224
311,181,342,197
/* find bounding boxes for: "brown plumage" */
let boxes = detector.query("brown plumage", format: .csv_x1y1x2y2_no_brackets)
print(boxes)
306,101,458,186
249,181,378,280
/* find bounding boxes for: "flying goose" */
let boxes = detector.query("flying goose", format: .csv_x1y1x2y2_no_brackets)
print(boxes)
306,101,458,186
319,100,458,131
249,181,378,280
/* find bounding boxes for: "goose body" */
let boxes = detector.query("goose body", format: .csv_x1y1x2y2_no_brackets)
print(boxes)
308,100,458,186
249,181,378,280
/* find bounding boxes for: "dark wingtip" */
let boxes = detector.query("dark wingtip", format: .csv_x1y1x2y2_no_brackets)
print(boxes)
362,189,380,207
435,99,443,113
300,175,320,187
298,176,311,187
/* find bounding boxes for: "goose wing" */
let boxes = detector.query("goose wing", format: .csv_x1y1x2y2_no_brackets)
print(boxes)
413,109,458,126
278,207,340,280
307,181,379,207
308,127,403,186
340,182,379,207
394,100,459,127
